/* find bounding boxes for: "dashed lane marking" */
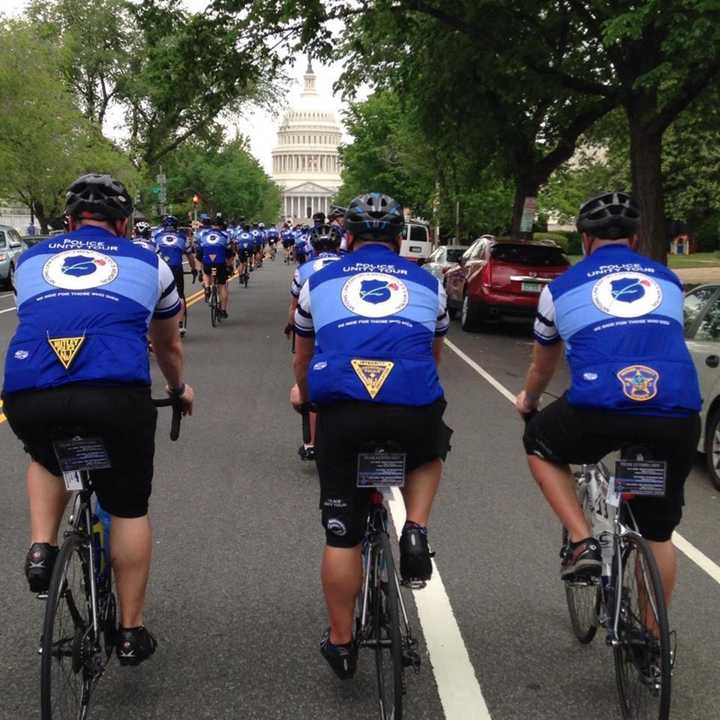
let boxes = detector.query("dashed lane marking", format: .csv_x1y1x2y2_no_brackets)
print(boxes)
387,488,493,719
443,337,720,589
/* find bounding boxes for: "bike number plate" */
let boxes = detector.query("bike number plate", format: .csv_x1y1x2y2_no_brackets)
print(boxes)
53,437,112,474
357,452,406,488
614,460,667,497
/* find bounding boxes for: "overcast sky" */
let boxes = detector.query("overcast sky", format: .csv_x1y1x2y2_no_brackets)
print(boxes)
3,0,352,174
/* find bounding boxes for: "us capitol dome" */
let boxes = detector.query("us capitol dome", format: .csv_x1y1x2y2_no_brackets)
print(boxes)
271,60,342,223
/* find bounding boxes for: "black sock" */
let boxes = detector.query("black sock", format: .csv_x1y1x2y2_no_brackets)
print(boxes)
403,521,427,535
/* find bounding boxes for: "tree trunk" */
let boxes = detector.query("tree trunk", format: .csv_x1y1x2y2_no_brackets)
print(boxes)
626,108,667,263
33,201,49,235
510,176,541,241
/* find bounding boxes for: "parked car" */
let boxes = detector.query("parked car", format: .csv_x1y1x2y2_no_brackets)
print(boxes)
0,224,28,289
683,283,720,489
399,221,432,263
423,245,466,281
21,234,51,249
444,236,570,330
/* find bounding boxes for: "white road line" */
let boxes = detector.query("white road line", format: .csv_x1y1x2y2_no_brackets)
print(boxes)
444,336,720,589
387,488,493,720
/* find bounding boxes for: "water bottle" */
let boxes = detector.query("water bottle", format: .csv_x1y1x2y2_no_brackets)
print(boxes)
92,501,112,584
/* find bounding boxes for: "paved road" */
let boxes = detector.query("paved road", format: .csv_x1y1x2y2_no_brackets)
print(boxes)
1,257,719,720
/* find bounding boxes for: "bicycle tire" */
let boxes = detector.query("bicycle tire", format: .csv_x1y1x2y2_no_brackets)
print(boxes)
210,289,218,327
41,532,96,720
374,530,404,720
613,533,671,720
562,477,600,644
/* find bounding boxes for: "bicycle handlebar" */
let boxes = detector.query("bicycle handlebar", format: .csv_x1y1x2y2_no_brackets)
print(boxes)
152,397,182,441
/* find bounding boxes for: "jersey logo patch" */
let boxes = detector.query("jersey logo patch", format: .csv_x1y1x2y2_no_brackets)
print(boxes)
48,336,85,370
43,250,118,290
617,365,659,402
351,359,394,399
342,273,409,318
592,272,662,318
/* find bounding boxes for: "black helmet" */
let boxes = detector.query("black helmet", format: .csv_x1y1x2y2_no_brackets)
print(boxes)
345,193,404,242
312,211,326,225
65,173,133,221
328,205,346,220
162,214,178,228
309,224,342,251
576,191,640,239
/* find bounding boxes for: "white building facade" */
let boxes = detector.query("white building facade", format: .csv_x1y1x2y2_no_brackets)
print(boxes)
271,62,342,223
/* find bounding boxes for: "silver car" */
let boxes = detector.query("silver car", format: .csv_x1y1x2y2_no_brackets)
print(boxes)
0,224,28,289
684,284,720,489
422,245,467,282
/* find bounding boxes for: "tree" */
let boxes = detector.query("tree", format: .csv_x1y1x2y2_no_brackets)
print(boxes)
0,22,137,232
154,137,281,224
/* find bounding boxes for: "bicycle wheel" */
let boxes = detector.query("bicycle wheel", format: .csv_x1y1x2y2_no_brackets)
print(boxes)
41,532,98,720
210,289,218,327
373,531,404,720
562,477,600,644
613,534,671,720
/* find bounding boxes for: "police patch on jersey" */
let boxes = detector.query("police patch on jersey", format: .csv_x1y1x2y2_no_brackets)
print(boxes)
341,272,409,318
592,272,662,318
48,336,85,370
43,250,118,290
205,233,220,245
159,234,177,245
351,359,394,399
617,365,659,402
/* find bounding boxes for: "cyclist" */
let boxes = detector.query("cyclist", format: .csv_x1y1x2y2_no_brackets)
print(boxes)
517,191,701,599
286,224,343,460
198,217,233,318
329,206,349,252
235,225,253,282
281,224,295,263
3,173,194,665
132,220,156,253
291,193,452,679
251,222,264,269
266,225,279,259
293,224,309,265
155,215,197,337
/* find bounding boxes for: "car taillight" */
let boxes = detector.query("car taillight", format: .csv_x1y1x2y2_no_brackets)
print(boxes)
481,262,492,287
0,254,7,261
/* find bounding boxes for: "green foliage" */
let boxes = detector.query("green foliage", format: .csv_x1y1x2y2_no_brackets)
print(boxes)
149,138,280,224
0,21,137,230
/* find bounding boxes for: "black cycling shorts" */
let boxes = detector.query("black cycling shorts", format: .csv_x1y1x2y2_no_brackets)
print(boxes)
315,399,452,548
170,266,185,299
282,240,293,249
236,248,250,262
523,394,700,542
203,263,229,284
3,385,158,518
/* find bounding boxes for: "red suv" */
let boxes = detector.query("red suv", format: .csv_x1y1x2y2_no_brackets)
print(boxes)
444,236,570,331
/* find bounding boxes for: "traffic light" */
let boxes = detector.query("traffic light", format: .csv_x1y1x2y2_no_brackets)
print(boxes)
192,194,200,205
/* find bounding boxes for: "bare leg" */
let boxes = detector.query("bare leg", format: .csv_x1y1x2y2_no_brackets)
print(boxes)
322,545,362,645
111,515,152,628
647,539,677,607
27,461,69,545
527,455,590,542
309,411,317,446
401,458,441,526
220,283,229,312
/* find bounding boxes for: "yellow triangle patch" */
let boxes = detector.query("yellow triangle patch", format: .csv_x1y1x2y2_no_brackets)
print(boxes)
48,336,85,370
351,359,394,400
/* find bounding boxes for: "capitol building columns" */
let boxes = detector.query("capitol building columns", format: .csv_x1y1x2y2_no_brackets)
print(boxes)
270,60,342,224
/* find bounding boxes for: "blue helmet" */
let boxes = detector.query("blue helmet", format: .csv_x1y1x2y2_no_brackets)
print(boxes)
162,214,178,228
345,193,404,243
199,213,211,226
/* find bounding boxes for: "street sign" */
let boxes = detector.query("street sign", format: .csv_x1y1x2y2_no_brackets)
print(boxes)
151,185,160,195
520,196,537,233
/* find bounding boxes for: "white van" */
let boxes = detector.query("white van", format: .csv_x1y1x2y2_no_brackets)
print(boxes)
399,221,433,263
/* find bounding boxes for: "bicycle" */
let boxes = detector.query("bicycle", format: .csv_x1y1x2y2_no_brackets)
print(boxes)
355,449,422,720
208,267,221,327
563,447,673,720
39,398,182,720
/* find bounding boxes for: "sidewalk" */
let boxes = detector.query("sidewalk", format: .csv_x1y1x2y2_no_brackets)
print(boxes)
675,267,720,286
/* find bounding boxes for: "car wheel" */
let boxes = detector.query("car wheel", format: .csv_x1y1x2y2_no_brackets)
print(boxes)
704,410,720,491
8,263,15,290
460,293,481,332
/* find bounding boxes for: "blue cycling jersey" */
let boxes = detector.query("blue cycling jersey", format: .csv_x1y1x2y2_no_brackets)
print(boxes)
237,232,253,251
535,244,701,415
199,229,231,265
290,252,341,298
294,244,449,406
3,227,180,393
155,229,189,268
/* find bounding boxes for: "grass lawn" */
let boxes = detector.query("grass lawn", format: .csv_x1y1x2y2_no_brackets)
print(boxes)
567,252,720,268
